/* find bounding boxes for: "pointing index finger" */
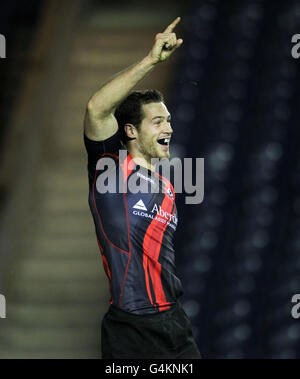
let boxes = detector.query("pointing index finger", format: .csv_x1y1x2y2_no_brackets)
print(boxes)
163,17,181,33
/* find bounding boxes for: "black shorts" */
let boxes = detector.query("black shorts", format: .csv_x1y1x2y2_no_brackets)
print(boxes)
101,302,201,359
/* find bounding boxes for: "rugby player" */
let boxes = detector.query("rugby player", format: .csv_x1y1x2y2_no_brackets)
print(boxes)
84,17,201,359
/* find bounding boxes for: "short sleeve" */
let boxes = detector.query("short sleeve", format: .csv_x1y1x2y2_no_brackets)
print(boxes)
84,131,123,185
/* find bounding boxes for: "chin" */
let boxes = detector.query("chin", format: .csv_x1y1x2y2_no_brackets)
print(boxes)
147,144,170,160
153,150,170,160
161,149,170,159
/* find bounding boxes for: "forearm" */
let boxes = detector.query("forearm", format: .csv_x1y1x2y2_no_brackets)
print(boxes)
87,55,156,117
85,16,182,139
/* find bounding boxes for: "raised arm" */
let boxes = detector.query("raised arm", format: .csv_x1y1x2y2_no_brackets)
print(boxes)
84,17,183,141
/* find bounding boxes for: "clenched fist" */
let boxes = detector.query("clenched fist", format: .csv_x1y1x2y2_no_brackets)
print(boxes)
148,17,183,64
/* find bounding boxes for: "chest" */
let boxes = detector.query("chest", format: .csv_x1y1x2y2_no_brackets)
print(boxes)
126,173,178,234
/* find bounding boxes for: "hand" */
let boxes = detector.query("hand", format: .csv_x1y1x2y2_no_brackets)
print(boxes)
147,17,183,64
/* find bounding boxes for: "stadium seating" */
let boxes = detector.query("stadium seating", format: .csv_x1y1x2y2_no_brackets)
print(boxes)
170,0,300,358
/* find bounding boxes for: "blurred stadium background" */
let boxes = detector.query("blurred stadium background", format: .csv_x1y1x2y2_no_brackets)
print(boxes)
0,0,299,359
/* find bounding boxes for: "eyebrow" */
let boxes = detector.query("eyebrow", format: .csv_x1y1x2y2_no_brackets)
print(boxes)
152,115,171,121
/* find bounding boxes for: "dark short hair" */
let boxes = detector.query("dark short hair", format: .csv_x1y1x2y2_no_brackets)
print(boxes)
115,89,164,143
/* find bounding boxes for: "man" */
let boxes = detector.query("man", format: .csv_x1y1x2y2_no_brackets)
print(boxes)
84,17,201,359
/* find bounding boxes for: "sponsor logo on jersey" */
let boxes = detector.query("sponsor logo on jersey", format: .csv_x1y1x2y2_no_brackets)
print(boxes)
137,172,155,184
167,188,174,199
132,201,178,229
133,199,147,211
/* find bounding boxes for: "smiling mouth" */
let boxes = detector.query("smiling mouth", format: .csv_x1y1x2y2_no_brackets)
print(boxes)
157,138,170,147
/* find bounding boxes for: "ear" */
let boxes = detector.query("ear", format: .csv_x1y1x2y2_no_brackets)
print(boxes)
124,123,137,140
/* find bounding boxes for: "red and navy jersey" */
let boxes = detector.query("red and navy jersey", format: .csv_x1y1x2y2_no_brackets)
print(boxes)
84,131,184,315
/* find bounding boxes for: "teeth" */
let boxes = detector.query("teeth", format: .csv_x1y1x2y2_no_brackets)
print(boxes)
157,138,170,146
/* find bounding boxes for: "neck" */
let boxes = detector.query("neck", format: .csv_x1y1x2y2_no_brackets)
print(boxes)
127,147,155,172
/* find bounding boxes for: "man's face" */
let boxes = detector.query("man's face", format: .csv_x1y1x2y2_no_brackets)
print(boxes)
135,102,173,161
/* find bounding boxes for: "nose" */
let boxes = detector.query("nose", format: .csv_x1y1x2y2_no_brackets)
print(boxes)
164,121,173,134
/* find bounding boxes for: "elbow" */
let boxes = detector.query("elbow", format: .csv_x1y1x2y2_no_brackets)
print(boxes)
87,97,97,114
87,92,116,118
86,98,111,119
86,99,102,121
